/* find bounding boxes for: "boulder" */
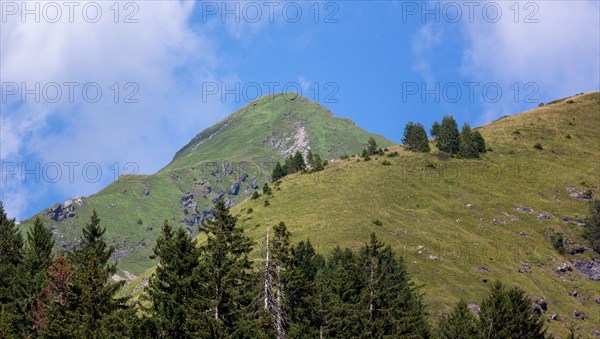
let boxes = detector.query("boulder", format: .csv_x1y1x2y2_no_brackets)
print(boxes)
467,303,480,315
574,310,586,320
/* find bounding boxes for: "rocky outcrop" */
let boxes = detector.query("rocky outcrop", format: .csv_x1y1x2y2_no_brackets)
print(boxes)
571,259,600,281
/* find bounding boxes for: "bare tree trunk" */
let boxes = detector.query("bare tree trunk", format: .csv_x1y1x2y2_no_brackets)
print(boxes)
264,226,270,310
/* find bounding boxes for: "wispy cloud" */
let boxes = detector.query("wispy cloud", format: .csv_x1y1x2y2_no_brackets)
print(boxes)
0,1,230,219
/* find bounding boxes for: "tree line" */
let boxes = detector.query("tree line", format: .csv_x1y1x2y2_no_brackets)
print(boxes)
271,150,327,182
403,115,487,158
0,200,564,338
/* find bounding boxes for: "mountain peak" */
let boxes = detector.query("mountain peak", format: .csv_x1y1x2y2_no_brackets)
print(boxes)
167,93,392,169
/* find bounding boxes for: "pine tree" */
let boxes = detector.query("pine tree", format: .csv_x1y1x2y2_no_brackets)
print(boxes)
478,281,545,339
43,255,73,336
436,115,461,154
306,150,315,168
287,240,323,338
293,151,306,173
430,121,441,139
271,162,287,181
473,130,487,154
197,199,255,336
312,153,324,172
439,300,481,339
16,217,55,336
459,123,479,158
61,210,128,336
584,200,600,254
359,233,430,338
0,202,24,337
367,137,378,155
323,247,364,337
147,220,202,337
403,122,430,153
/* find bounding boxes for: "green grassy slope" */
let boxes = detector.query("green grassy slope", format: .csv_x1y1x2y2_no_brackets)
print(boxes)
125,91,600,337
20,93,394,277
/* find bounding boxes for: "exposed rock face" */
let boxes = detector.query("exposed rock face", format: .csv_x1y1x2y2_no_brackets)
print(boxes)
230,182,240,195
263,121,310,158
142,189,150,196
571,259,600,281
565,185,595,201
47,200,76,222
467,303,480,315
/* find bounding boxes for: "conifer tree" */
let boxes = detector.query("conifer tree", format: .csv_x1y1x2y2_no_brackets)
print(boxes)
403,122,430,153
460,123,479,158
16,217,54,336
367,137,378,155
147,220,202,337
312,153,324,172
271,162,287,181
359,233,430,337
61,210,128,336
436,115,461,154
473,130,487,154
197,199,255,337
430,121,441,139
44,255,73,336
439,300,481,339
0,202,24,336
322,247,364,337
478,281,545,339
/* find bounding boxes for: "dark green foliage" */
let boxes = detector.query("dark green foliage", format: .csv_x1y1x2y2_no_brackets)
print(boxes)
372,219,383,226
197,199,255,337
459,123,479,158
403,122,430,152
0,202,24,336
285,151,307,174
263,183,272,195
56,210,128,336
584,200,600,254
382,160,391,166
340,154,350,160
15,217,54,336
551,234,565,254
534,143,543,150
367,137,378,155
478,281,546,338
436,115,461,154
271,162,286,181
430,121,441,139
439,300,481,339
146,220,202,337
359,233,430,337
247,207,254,214
322,234,430,338
251,191,260,200
473,131,487,153
264,200,271,207
387,151,399,157
286,240,325,338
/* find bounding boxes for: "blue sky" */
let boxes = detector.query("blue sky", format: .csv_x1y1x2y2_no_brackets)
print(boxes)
1,0,599,220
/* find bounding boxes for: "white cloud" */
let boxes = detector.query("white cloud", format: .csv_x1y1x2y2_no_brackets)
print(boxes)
460,0,600,122
411,23,444,84
0,1,232,219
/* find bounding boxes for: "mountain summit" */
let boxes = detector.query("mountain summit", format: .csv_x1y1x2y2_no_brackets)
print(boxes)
23,93,393,275
167,93,392,170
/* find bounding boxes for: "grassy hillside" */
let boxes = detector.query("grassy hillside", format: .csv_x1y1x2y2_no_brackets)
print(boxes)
124,92,600,337
20,93,394,277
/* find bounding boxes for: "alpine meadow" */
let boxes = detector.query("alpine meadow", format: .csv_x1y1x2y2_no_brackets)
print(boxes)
2,1,600,338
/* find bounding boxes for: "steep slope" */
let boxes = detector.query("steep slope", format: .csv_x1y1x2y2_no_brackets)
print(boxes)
20,93,394,277
125,92,600,337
